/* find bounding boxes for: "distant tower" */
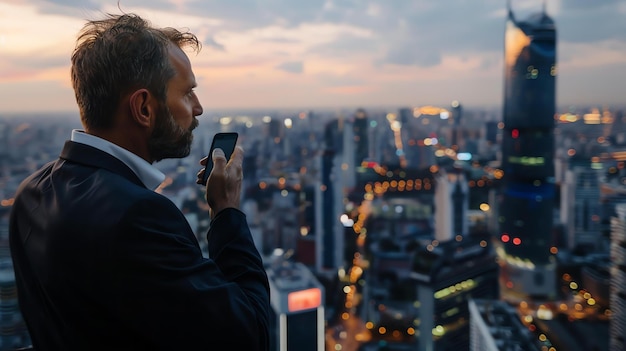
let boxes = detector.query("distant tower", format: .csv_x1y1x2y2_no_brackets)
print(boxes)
353,108,369,166
560,167,602,251
610,205,626,351
316,120,345,272
398,107,412,125
498,4,558,301
451,100,462,149
435,168,469,242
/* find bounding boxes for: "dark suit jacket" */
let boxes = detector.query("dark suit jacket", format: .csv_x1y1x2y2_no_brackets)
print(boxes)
9,141,270,351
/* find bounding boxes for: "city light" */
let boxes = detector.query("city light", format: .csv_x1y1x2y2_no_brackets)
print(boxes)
457,152,471,161
284,118,293,128
287,288,322,312
434,279,476,300
432,325,445,337
340,214,354,227
0,198,14,207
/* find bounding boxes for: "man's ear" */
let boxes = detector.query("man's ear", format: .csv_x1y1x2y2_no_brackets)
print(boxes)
128,89,156,128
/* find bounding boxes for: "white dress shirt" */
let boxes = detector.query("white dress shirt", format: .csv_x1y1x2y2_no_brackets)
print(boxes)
70,129,165,190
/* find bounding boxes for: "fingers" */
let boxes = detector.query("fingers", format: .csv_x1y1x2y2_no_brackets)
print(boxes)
196,156,209,184
229,146,244,179
211,148,227,175
213,146,243,179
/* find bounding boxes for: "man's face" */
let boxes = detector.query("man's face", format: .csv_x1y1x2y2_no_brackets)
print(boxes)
148,44,203,162
148,102,198,162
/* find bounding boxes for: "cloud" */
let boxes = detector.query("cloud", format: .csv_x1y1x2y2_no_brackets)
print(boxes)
256,36,301,44
0,51,68,71
315,72,365,87
204,36,225,51
32,0,102,17
184,0,326,30
275,61,303,74
307,33,378,58
2,0,626,111
381,45,442,67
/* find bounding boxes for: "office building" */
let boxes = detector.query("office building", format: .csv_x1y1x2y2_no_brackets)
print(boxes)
469,299,540,351
498,5,558,301
434,168,469,242
451,101,462,149
610,204,626,350
267,261,325,351
410,238,499,351
560,167,602,251
353,109,370,167
316,119,348,272
485,121,499,146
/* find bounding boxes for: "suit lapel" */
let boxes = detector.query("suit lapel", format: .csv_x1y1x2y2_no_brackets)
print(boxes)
59,141,145,187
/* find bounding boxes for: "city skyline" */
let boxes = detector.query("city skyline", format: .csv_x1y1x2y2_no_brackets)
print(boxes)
1,0,625,114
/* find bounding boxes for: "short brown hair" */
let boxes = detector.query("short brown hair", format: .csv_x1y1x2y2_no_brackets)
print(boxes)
71,14,201,130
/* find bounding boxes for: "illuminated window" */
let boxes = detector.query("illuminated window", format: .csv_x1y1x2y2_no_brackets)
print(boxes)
288,288,322,312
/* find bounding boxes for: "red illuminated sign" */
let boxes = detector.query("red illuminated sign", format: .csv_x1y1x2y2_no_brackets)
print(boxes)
288,288,322,312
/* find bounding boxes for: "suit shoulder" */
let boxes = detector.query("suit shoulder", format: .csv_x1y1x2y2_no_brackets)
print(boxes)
15,161,56,192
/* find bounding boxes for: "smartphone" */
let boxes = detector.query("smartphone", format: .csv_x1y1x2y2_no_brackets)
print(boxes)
201,132,239,185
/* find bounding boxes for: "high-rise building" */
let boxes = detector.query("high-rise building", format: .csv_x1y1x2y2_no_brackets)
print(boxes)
498,5,558,301
610,204,626,350
353,109,370,167
485,121,499,146
410,239,499,351
316,120,347,272
469,299,540,351
267,261,325,351
560,167,602,251
434,168,469,242
451,101,462,149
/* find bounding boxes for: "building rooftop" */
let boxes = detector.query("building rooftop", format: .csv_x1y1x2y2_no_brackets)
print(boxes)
470,299,541,351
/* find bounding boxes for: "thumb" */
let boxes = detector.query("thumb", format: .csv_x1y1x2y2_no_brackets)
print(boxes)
212,148,227,173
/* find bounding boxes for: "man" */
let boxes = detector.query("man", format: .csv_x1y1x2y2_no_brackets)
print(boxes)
9,14,269,350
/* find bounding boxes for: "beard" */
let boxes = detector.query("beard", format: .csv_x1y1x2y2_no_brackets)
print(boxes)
148,103,198,162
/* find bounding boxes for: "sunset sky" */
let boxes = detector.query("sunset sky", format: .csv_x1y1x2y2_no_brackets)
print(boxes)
1,0,625,114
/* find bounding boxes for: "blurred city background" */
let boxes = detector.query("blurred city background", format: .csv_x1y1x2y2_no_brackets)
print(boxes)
1,1,625,351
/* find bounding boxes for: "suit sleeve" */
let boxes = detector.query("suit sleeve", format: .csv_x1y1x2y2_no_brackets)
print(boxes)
110,198,270,351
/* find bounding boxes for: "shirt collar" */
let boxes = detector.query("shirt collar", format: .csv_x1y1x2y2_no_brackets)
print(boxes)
70,129,166,190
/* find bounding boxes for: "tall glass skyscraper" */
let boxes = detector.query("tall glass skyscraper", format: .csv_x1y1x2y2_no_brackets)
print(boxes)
498,6,558,301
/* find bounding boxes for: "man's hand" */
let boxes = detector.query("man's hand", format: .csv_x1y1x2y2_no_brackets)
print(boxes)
196,146,243,218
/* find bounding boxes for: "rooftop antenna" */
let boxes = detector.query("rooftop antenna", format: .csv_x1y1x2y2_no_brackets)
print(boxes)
542,0,547,15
